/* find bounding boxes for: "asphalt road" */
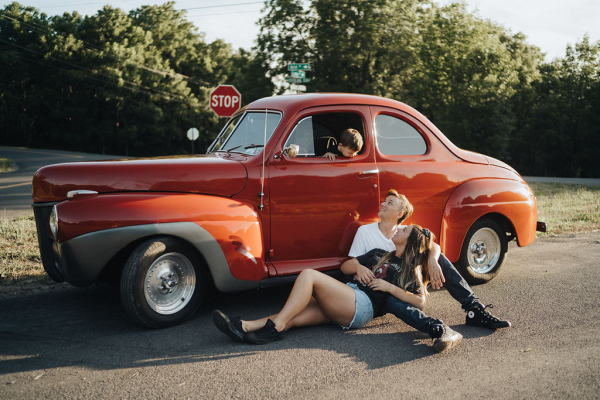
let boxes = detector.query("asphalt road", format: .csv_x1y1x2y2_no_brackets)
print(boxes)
1,232,599,399
0,146,123,218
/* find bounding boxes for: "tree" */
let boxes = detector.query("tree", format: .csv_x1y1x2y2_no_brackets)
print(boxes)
513,36,600,177
0,3,54,148
256,0,421,95
0,2,274,156
407,2,543,160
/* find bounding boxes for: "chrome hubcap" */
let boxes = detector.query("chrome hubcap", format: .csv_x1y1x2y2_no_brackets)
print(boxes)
144,253,196,315
467,228,501,274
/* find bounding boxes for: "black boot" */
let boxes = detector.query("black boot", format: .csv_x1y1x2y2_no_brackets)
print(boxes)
466,304,511,329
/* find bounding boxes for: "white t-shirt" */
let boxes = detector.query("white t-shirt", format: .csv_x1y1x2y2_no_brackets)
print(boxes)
348,222,396,257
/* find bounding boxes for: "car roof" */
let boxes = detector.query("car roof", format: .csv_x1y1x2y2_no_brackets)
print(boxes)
246,93,416,115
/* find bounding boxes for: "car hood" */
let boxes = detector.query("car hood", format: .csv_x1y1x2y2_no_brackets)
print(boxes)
32,155,248,202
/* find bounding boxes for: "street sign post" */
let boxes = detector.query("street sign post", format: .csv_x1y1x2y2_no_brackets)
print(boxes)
209,85,241,117
187,127,199,153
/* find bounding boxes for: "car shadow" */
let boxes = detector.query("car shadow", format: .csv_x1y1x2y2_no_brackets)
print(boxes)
0,284,495,375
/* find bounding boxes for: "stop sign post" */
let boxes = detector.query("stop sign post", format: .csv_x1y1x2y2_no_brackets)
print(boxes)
210,85,241,117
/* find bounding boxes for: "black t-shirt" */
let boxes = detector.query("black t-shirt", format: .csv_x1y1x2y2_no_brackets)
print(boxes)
325,141,343,156
352,248,423,315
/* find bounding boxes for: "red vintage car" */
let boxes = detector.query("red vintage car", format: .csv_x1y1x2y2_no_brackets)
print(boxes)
32,93,544,328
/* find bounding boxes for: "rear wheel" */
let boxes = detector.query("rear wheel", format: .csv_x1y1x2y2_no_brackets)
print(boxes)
455,218,508,285
120,237,205,328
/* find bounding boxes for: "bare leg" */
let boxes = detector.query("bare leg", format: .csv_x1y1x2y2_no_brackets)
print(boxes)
242,269,357,332
242,297,332,333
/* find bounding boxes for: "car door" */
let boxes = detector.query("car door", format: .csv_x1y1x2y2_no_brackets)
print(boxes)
267,106,380,276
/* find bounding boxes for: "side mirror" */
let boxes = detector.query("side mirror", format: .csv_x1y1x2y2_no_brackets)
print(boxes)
283,144,299,158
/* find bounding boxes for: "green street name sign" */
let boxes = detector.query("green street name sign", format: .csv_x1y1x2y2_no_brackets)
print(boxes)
291,70,306,78
286,77,311,83
288,63,310,71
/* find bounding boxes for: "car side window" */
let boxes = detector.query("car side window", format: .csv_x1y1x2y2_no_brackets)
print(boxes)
285,117,316,156
283,112,365,158
375,114,426,156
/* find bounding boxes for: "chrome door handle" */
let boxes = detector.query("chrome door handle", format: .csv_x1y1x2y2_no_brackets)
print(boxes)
360,169,379,175
67,190,98,198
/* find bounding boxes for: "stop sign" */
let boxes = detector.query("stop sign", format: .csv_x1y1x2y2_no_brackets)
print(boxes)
210,85,241,117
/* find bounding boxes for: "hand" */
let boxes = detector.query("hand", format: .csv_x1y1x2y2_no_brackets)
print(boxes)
323,152,336,161
368,278,393,293
354,265,374,285
428,259,445,290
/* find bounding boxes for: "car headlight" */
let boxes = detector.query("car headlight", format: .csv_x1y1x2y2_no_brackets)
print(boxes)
49,205,59,240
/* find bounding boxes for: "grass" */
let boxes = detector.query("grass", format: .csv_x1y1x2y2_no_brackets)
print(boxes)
0,215,55,291
0,182,598,291
529,182,600,236
0,157,12,173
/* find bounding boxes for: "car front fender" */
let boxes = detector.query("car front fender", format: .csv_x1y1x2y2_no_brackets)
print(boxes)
440,179,538,262
52,193,267,290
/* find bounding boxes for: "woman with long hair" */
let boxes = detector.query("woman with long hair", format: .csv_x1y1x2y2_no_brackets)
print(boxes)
213,224,462,352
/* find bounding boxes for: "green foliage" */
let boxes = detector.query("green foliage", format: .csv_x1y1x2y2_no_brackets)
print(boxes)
257,0,422,96
408,3,539,160
0,157,12,172
0,2,274,156
511,36,600,178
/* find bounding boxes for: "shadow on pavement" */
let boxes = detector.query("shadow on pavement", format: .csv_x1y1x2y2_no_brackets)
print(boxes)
0,285,493,374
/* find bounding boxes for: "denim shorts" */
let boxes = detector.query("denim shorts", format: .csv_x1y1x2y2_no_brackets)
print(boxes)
339,282,374,330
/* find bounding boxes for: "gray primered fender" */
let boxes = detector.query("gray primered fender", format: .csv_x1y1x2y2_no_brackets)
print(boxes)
55,222,261,292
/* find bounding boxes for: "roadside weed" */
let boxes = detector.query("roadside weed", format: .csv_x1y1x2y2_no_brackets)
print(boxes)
530,183,600,236
0,157,12,173
0,215,47,284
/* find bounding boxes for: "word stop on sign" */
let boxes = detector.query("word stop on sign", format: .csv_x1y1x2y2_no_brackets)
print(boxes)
211,95,240,108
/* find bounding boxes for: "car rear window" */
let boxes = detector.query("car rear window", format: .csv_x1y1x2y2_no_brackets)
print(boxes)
375,114,426,156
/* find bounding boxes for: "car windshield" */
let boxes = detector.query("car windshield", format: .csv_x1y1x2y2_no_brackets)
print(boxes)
208,111,282,155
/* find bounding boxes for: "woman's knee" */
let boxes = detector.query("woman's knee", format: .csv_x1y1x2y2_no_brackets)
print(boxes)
298,269,321,280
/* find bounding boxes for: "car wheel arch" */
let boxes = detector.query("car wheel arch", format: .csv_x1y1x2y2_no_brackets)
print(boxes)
439,178,532,261
63,222,259,292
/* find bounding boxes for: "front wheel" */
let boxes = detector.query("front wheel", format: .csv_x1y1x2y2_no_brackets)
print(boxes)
455,218,508,285
120,237,205,328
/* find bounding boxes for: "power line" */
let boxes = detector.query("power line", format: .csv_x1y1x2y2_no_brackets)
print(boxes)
182,2,264,11
26,0,158,10
0,37,198,104
0,14,212,88
188,9,262,18
26,1,264,11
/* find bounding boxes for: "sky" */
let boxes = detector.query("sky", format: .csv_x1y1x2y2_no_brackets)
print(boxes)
5,0,600,62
